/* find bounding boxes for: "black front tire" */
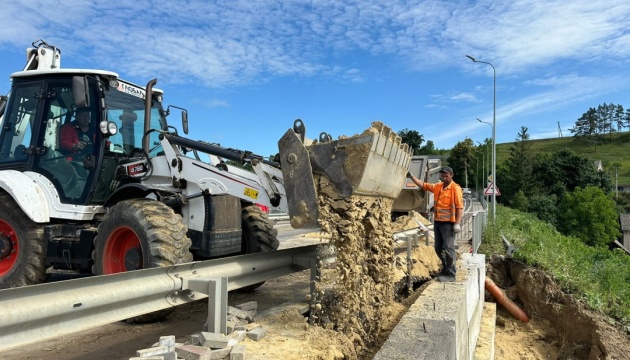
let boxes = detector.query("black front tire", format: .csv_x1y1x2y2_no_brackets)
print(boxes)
0,193,46,289
92,199,192,322
238,204,279,292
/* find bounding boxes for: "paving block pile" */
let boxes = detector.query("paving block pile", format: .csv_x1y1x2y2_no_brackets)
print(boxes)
129,301,266,360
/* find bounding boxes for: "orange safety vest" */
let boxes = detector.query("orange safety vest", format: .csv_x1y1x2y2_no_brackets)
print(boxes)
422,182,464,222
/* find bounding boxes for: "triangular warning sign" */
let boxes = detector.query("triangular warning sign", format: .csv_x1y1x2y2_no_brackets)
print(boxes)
484,182,501,196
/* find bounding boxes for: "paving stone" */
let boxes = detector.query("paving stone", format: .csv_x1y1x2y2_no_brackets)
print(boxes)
227,306,255,322
200,332,229,349
244,323,261,331
208,348,232,359
229,345,246,360
176,344,212,360
246,327,267,341
226,320,236,335
188,333,201,346
136,345,169,357
235,301,258,312
227,330,246,347
159,335,176,350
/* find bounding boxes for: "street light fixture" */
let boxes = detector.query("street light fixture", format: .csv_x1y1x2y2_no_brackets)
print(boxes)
467,55,497,221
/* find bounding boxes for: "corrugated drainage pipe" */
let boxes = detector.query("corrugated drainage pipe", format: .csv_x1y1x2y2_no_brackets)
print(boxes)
485,277,529,323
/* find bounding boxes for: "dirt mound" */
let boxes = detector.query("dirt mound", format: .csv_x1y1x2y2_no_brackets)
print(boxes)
391,211,431,233
488,255,630,359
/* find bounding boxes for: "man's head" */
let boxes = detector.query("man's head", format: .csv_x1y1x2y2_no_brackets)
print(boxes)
75,108,91,125
439,166,454,185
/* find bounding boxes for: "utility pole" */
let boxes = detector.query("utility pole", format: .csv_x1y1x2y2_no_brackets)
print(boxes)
615,166,619,199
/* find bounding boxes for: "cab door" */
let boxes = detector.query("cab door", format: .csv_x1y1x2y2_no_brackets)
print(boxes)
32,79,100,204
0,82,42,171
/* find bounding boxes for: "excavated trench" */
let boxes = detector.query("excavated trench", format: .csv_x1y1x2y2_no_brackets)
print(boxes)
487,255,630,359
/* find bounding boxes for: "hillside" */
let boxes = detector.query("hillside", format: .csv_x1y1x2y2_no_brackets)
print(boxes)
495,131,630,185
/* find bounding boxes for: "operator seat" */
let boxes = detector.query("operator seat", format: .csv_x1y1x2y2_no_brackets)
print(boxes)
38,147,85,199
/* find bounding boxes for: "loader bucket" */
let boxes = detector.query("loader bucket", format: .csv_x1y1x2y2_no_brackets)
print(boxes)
278,120,412,228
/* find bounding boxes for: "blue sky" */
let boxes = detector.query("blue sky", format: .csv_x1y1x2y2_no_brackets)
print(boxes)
2,1,629,158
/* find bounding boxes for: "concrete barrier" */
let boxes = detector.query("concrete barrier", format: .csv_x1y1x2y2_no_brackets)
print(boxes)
374,253,487,360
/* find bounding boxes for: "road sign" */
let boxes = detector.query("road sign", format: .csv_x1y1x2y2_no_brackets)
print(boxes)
484,182,501,196
487,174,493,182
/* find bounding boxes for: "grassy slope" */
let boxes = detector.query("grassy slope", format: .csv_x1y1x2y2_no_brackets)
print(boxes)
495,131,630,185
480,206,630,329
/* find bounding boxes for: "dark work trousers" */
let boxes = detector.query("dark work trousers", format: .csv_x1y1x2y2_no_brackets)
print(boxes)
434,221,456,276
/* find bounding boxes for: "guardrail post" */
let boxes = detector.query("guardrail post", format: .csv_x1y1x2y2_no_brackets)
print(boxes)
406,236,413,294
206,277,228,334
309,257,319,325
183,277,228,334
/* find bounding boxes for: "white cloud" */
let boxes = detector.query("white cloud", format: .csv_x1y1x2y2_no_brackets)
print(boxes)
1,1,629,89
205,99,230,108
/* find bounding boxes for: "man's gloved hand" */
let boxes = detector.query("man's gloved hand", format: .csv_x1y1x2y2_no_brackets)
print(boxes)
406,171,412,178
453,223,461,234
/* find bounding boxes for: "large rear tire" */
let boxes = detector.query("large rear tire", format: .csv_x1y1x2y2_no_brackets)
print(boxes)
238,204,279,292
0,193,46,289
92,199,192,322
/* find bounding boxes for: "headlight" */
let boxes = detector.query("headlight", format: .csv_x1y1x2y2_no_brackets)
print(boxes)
100,120,118,136
107,121,118,135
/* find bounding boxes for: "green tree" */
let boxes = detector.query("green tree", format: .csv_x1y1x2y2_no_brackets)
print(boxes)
571,103,628,149
418,140,436,155
474,139,492,190
497,126,534,205
614,104,625,133
398,129,424,154
510,190,528,212
527,194,558,227
557,186,621,247
571,107,602,149
531,148,605,197
447,138,476,188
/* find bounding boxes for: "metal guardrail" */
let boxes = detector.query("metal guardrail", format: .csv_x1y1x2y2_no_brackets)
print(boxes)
454,193,488,253
0,244,332,352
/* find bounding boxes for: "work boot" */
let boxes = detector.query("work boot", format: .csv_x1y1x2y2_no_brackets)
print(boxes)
437,275,455,283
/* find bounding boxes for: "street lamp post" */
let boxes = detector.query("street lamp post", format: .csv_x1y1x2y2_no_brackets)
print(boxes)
476,126,491,203
476,140,488,185
475,158,479,193
467,55,496,221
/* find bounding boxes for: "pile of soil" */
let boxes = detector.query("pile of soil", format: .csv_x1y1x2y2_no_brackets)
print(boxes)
391,211,431,233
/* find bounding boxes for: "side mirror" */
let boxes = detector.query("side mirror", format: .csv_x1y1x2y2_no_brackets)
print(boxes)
182,110,189,135
72,76,90,107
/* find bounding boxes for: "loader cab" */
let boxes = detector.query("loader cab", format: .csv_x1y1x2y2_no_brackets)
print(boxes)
0,71,167,206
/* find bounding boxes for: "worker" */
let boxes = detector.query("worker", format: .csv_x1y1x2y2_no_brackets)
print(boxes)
408,166,463,282
60,108,95,159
